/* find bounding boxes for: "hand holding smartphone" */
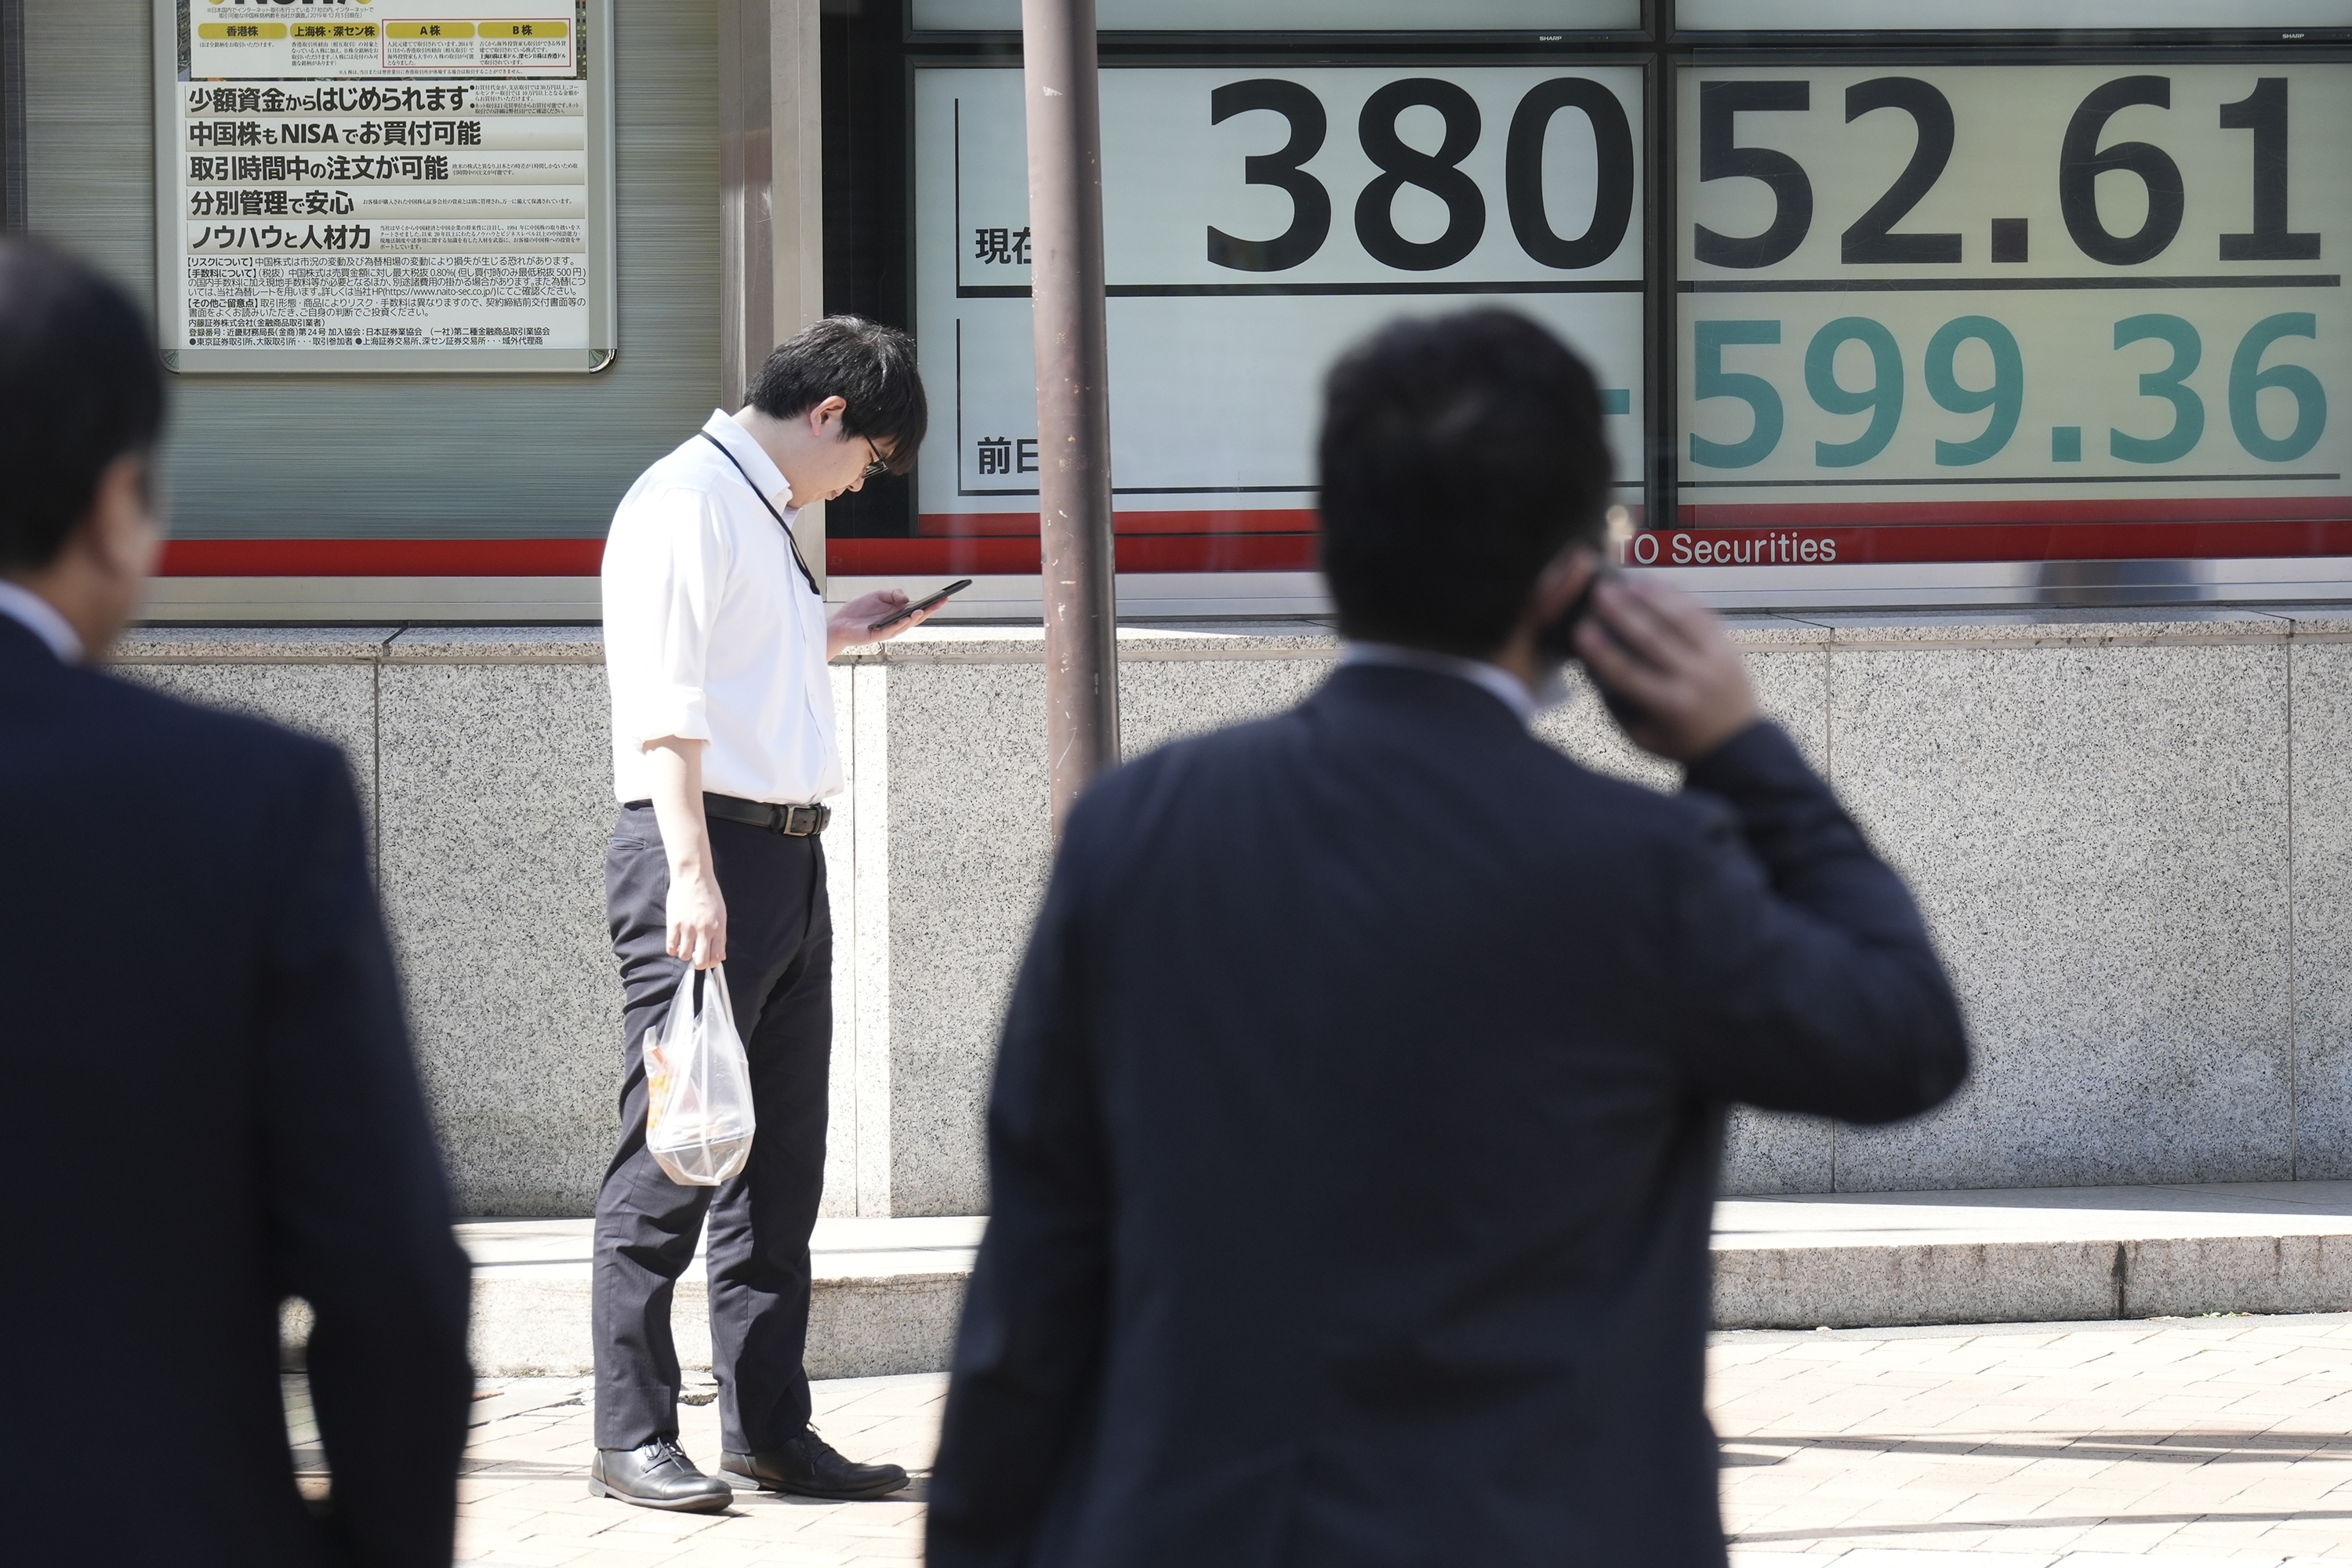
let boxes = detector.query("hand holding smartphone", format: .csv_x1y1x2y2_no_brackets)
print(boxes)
1539,567,1652,730
1555,567,1762,762
869,579,974,632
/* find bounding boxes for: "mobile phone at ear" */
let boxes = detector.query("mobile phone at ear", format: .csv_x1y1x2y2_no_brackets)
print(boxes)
869,579,973,631
1538,567,1650,728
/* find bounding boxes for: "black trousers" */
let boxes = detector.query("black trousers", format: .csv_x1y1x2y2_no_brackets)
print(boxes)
593,803,833,1454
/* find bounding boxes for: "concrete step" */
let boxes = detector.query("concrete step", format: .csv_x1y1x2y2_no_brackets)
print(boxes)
439,1181,2352,1377
459,1215,982,1379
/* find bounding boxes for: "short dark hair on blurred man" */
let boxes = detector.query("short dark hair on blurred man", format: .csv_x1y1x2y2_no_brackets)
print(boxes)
0,240,474,1567
1319,308,1612,656
928,309,1967,1566
0,243,165,572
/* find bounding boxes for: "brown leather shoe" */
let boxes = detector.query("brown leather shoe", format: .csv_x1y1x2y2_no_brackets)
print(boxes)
590,1439,734,1512
720,1429,909,1499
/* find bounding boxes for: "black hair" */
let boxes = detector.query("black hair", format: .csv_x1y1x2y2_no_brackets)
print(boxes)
1317,310,1612,657
0,241,166,573
746,315,929,475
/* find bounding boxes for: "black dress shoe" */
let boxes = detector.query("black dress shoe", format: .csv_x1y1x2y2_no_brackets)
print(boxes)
590,1439,734,1512
720,1429,909,1499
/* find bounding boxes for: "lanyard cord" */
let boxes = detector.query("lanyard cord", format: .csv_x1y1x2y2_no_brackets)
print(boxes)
699,431,821,597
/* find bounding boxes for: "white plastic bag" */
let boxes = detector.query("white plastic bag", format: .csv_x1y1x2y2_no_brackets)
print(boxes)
644,964,757,1185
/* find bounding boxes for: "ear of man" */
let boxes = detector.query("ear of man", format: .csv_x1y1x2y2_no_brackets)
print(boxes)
11,452,162,655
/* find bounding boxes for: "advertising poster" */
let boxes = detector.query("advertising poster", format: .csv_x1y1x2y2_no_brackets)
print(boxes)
154,0,615,372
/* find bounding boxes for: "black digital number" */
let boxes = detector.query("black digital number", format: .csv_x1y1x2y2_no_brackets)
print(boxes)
1840,78,1961,265
1354,78,1486,272
1204,75,1637,274
2060,77,2184,267
1204,79,1332,273
2219,78,2319,262
1694,80,1813,270
1504,77,1635,271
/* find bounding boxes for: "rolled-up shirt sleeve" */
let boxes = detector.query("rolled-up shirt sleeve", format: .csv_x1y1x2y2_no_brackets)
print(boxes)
604,485,731,748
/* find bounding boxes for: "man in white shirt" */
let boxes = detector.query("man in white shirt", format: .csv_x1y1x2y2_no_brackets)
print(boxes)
592,317,935,1512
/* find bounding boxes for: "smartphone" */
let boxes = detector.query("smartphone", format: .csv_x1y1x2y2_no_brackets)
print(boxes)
869,579,973,632
1539,566,1650,728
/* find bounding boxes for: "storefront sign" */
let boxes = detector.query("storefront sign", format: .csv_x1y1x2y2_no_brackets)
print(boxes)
913,64,1645,568
153,0,614,372
1678,62,2352,562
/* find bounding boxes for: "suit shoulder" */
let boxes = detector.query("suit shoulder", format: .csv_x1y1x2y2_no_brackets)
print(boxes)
1056,707,1300,855
1083,704,1301,800
1523,736,1724,826
1540,743,1744,862
78,666,351,792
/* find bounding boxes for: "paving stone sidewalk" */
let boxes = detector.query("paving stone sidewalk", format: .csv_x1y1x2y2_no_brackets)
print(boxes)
357,1311,2352,1564
1719,1312,2352,1562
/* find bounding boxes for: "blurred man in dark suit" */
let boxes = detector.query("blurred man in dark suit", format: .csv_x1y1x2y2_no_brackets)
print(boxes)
927,310,1969,1567
0,241,473,1566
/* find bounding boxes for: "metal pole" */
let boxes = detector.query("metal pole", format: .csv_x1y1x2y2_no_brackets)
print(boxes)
1,0,25,236
1021,0,1120,834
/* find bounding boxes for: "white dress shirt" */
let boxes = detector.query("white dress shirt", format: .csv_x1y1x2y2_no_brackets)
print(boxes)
603,410,840,805
0,578,82,663
1344,641,1537,727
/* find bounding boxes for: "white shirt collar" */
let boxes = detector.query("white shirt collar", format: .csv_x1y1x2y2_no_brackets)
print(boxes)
0,578,83,663
1343,641,1537,727
703,409,798,520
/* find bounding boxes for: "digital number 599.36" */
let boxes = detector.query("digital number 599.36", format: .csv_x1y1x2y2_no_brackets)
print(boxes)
1690,313,2326,468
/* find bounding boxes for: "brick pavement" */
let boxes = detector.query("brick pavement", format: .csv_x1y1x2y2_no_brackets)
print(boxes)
306,1312,2352,1564
1719,1313,2352,1563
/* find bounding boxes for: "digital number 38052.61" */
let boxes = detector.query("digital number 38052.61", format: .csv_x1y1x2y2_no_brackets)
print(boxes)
1694,74,2315,268
1689,313,2327,469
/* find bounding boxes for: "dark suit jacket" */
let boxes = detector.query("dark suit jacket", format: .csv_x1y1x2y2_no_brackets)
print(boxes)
928,662,1968,1568
0,614,473,1567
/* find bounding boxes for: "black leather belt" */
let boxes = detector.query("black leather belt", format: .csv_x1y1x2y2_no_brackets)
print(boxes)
704,792,829,836
622,793,830,836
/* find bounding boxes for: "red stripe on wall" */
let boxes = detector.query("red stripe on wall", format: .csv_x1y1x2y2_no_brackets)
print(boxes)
830,533,1320,575
916,509,1322,537
1679,496,2352,528
160,538,605,577
150,497,2352,580
155,532,1323,579
1634,519,2352,567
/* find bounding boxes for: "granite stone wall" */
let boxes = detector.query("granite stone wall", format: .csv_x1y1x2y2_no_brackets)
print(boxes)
111,608,2352,1215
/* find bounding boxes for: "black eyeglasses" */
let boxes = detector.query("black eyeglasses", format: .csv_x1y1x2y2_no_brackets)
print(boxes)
860,434,891,481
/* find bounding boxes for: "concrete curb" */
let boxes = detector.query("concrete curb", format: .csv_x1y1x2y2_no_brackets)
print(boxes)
457,1272,972,1380
435,1232,2352,1379
1716,1231,2352,1330
282,1192,2352,1379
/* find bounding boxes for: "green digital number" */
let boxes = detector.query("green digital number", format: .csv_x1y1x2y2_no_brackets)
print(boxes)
1924,316,2023,466
1690,319,1783,469
2110,314,2204,464
1805,318,1904,468
2229,312,2326,463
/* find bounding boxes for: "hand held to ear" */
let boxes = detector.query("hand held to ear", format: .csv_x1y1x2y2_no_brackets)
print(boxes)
1571,575,1760,763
